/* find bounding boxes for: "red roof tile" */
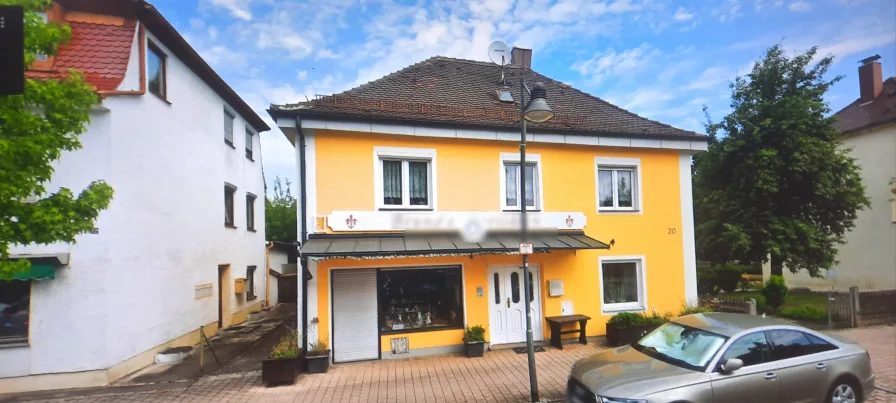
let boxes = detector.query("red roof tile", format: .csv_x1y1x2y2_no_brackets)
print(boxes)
833,77,896,134
26,20,136,92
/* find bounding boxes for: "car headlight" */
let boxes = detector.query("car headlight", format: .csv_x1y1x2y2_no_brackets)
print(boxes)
599,397,647,403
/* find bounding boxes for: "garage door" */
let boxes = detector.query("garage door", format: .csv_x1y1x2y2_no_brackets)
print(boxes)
332,269,379,363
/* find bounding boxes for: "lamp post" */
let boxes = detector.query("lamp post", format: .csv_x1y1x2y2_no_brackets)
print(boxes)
519,79,554,403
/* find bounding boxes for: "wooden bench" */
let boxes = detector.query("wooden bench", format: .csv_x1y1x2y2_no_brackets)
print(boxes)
545,314,591,350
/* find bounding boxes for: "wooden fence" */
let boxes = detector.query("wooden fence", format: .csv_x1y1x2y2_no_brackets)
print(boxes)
826,288,896,329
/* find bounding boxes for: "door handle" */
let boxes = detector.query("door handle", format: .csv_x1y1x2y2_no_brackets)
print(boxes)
816,363,827,370
764,373,777,380
507,298,510,308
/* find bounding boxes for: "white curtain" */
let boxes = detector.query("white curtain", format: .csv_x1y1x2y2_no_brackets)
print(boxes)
505,164,518,207
524,164,536,207
383,160,402,205
409,161,428,205
598,170,613,207
617,170,633,207
603,262,638,303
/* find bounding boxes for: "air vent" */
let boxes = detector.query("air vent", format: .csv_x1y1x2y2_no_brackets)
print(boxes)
496,89,514,103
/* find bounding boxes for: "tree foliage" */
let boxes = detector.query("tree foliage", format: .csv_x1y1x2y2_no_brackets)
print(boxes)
694,44,869,278
265,177,297,243
0,0,114,279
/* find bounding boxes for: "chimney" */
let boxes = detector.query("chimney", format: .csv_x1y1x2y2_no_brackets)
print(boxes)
511,47,532,69
858,55,883,104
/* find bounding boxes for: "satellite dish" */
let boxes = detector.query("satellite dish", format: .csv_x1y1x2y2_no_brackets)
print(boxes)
488,41,511,66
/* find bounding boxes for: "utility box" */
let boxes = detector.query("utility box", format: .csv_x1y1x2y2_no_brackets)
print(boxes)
548,279,564,297
234,278,246,294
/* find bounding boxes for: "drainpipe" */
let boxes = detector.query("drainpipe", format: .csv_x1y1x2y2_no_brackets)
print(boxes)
297,119,309,351
265,241,274,308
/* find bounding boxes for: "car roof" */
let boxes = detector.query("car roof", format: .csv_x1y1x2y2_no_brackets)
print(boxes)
672,312,799,337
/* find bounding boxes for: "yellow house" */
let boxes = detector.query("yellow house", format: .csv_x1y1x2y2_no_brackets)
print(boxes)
268,49,709,363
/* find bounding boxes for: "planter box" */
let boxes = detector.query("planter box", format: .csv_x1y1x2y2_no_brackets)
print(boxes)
262,356,301,385
464,341,486,358
605,324,660,347
306,350,331,374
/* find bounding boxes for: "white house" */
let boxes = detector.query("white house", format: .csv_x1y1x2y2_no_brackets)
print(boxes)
768,56,896,291
0,0,269,393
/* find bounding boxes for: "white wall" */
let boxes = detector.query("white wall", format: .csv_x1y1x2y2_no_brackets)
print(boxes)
780,125,896,291
1,28,266,378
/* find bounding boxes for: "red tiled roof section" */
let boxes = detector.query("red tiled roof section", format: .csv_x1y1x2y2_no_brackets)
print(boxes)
271,56,705,138
26,20,136,92
833,77,896,134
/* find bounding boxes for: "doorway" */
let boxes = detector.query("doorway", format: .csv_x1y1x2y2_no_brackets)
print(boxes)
218,265,231,329
487,265,543,345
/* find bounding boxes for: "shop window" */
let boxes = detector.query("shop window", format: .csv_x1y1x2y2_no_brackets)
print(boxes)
600,257,645,313
379,266,463,334
0,280,30,344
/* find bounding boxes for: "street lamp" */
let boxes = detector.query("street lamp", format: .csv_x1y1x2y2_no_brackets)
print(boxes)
519,79,553,402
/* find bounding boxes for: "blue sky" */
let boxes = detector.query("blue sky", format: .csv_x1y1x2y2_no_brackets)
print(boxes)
149,0,896,194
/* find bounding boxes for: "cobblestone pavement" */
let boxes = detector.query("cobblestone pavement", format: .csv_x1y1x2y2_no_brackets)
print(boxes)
6,325,895,403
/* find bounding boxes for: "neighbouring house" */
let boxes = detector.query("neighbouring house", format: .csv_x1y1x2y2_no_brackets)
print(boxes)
0,0,268,392
767,56,896,291
267,48,709,362
267,241,299,305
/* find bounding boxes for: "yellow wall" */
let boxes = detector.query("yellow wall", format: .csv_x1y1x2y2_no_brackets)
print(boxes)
312,130,688,349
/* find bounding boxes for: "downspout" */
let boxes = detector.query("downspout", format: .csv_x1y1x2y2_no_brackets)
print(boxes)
265,241,274,308
297,119,309,352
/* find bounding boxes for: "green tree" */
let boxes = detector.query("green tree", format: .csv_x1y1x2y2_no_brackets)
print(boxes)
694,44,869,278
0,0,114,280
266,177,297,243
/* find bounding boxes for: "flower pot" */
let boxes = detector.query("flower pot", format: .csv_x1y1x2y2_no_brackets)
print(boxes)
306,350,331,374
262,356,301,385
464,341,486,358
605,323,660,347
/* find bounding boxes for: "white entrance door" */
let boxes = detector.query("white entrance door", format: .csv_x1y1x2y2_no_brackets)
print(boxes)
487,265,542,345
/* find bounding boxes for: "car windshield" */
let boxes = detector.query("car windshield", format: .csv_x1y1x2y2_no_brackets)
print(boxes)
633,322,727,371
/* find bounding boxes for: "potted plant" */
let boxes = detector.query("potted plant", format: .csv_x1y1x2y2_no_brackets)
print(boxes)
306,335,331,374
262,329,304,386
463,325,487,358
605,312,669,347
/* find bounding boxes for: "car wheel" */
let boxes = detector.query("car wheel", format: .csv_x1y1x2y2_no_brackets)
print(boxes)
827,381,859,403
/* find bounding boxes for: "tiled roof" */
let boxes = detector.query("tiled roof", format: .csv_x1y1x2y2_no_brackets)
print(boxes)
833,77,896,134
271,57,705,139
26,20,136,92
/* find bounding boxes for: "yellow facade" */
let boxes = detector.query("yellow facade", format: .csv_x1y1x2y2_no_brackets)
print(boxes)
311,129,689,352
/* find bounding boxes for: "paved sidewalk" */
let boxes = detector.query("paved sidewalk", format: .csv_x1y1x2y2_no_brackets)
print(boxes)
4,325,895,402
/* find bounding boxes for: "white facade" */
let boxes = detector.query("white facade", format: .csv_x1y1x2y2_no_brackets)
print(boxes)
771,125,896,291
1,26,266,386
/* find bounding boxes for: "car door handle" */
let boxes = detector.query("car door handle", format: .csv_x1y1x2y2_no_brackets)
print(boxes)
816,363,827,370
764,373,777,380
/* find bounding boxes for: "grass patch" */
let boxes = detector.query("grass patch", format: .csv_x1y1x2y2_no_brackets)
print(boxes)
724,291,828,313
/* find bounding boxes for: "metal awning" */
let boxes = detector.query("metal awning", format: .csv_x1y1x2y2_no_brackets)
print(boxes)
300,232,610,259
6,254,69,281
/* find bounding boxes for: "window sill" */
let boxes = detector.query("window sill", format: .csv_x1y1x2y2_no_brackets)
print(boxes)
378,207,434,212
246,156,254,162
602,305,645,314
380,325,463,336
597,208,641,214
225,140,235,149
246,295,257,301
0,340,29,348
149,91,171,105
502,209,542,212
247,228,256,232
225,224,238,229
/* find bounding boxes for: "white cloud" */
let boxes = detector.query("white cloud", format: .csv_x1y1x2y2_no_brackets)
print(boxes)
774,0,784,5
684,66,734,91
789,1,812,12
207,27,218,41
251,11,319,59
572,44,660,83
674,7,694,21
200,45,248,67
208,0,253,20
713,0,743,22
296,70,308,81
315,49,340,60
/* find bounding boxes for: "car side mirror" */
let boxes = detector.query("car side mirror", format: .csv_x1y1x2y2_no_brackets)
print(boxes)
721,358,744,373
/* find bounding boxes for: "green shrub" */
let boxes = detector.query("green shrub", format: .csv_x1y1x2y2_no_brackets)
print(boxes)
762,275,789,312
680,304,714,316
308,334,329,355
463,325,486,343
697,269,719,295
608,312,670,329
715,265,745,293
779,306,827,322
269,329,300,359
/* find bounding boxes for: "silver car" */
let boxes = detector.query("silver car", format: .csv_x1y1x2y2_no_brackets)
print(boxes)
568,312,875,403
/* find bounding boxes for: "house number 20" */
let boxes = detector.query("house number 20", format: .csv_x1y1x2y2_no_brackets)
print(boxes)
668,228,676,234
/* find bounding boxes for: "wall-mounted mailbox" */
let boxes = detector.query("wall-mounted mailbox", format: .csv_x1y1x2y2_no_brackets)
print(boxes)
548,279,564,297
234,278,246,294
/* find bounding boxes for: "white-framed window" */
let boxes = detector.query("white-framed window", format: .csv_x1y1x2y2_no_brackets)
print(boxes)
374,147,436,210
499,153,543,211
599,256,646,313
595,157,641,212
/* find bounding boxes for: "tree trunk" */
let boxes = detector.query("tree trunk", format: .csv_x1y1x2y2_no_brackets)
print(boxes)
770,255,784,277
